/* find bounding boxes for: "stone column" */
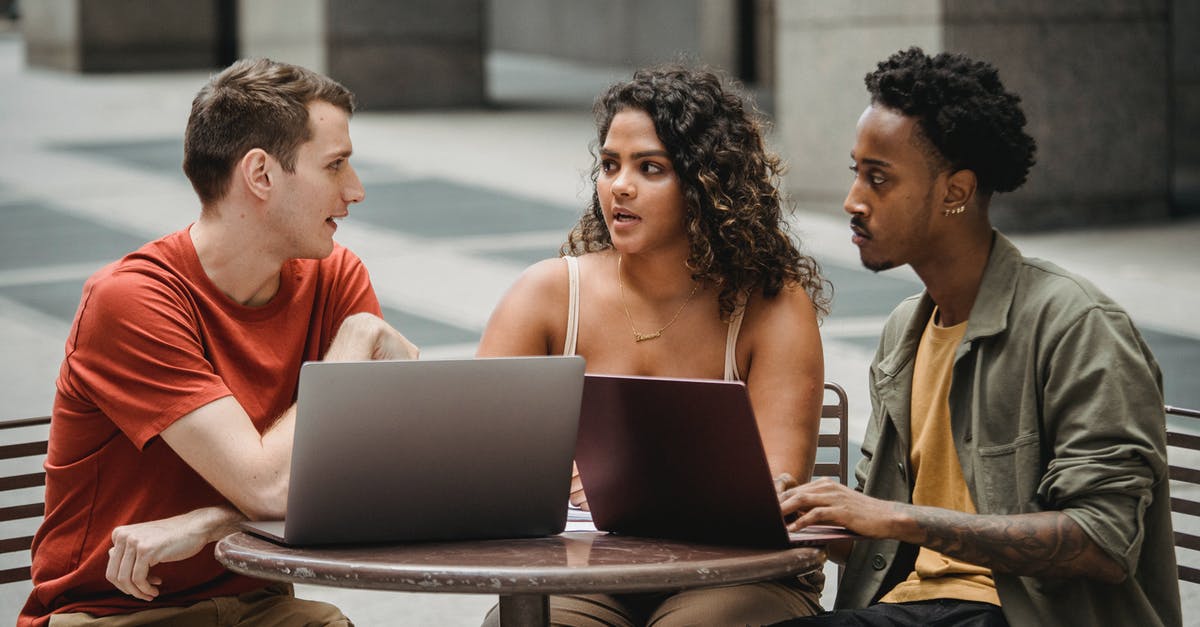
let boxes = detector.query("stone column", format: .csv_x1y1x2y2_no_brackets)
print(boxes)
774,1,942,214
488,0,738,71
774,0,1175,230
1172,0,1200,216
942,1,1170,230
22,0,223,72
239,0,485,109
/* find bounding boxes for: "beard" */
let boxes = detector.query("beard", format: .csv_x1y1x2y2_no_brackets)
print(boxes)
862,257,896,273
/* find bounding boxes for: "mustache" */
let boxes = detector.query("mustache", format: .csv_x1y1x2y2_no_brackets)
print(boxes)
850,216,871,238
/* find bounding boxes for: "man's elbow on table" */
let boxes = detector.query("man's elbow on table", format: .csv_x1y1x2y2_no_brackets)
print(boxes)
233,477,288,521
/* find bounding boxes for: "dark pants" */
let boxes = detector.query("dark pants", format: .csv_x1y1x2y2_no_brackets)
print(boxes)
769,599,1007,627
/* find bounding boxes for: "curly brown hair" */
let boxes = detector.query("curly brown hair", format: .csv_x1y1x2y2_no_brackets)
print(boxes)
562,65,829,320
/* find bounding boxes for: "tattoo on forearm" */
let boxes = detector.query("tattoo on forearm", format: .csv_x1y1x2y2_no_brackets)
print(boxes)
896,504,1108,579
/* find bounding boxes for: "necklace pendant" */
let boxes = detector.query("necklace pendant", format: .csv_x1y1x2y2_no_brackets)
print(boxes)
634,331,662,342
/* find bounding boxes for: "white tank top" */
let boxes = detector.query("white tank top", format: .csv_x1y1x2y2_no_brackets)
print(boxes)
561,256,744,381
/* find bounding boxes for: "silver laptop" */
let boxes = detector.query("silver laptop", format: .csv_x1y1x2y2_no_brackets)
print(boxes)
243,356,585,546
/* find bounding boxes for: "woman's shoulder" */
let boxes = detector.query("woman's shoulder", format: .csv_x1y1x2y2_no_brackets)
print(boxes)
746,280,818,317
740,280,821,339
503,257,570,301
505,252,608,299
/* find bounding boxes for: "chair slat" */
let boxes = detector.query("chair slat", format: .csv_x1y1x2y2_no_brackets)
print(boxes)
1177,531,1200,553
1171,497,1200,517
0,416,51,431
1170,465,1200,486
1167,431,1200,451
0,535,34,555
0,473,46,493
0,441,48,461
1167,406,1200,419
813,463,840,479
0,503,44,523
0,564,31,583
817,433,841,447
0,566,31,585
1180,565,1200,585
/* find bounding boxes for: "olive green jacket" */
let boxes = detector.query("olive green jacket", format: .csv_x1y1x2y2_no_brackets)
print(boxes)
835,232,1181,627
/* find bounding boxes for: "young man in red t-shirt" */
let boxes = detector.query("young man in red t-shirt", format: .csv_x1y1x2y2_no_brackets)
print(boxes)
20,59,418,627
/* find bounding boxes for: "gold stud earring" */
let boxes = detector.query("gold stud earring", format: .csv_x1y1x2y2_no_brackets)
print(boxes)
943,205,966,216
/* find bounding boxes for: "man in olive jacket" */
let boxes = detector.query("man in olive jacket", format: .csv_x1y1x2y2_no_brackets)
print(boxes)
774,48,1180,627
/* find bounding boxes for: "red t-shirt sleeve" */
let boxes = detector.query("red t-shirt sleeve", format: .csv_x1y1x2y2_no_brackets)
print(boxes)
61,268,231,449
324,246,379,326
314,246,384,353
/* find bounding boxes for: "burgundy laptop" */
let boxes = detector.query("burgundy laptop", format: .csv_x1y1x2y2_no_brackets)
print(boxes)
574,374,854,549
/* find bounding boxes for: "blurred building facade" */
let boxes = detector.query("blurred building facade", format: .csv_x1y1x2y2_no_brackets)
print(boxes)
18,0,1198,230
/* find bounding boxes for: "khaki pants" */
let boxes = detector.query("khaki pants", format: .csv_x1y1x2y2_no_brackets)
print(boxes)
483,574,824,627
48,583,351,627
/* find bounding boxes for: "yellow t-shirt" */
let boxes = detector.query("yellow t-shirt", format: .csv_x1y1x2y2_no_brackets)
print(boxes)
879,308,1001,606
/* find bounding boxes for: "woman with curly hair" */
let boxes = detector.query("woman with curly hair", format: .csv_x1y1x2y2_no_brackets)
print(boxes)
478,64,829,626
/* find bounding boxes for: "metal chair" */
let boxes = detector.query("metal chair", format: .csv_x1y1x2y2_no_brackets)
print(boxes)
0,416,50,585
814,382,850,485
1166,404,1200,586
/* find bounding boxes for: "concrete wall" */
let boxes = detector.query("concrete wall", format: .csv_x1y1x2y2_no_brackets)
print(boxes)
489,0,737,71
774,0,1176,231
942,0,1171,230
24,0,220,72
240,0,485,109
238,0,325,73
775,1,942,212
1173,0,1200,215
327,0,485,109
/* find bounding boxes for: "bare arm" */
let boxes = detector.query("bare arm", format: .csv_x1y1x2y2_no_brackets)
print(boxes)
105,313,417,598
742,284,824,481
779,479,1125,583
160,312,418,520
898,502,1123,582
106,505,244,601
477,258,566,359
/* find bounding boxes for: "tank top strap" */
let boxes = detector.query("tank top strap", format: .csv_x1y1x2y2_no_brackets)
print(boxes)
563,256,580,356
724,305,745,381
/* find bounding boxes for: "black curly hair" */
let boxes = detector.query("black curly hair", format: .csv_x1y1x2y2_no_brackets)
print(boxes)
865,47,1037,194
562,65,830,320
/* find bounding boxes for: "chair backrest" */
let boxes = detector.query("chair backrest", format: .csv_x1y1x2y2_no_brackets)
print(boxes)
814,382,849,485
1167,404,1200,586
0,416,50,585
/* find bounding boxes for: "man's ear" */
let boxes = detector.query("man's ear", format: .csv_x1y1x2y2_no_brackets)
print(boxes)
238,149,273,201
941,169,978,212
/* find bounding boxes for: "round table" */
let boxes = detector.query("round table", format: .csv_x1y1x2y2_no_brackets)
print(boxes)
216,531,825,626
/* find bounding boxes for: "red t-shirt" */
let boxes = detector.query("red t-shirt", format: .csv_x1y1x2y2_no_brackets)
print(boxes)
20,228,382,626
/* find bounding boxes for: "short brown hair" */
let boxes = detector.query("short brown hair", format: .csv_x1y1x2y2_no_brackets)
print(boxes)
182,58,356,205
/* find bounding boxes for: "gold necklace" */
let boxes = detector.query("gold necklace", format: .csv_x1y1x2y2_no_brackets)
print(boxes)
617,255,700,343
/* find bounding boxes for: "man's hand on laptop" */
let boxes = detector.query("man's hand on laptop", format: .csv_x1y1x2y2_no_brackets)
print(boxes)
778,478,901,538
773,472,799,495
106,506,244,601
325,312,419,362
